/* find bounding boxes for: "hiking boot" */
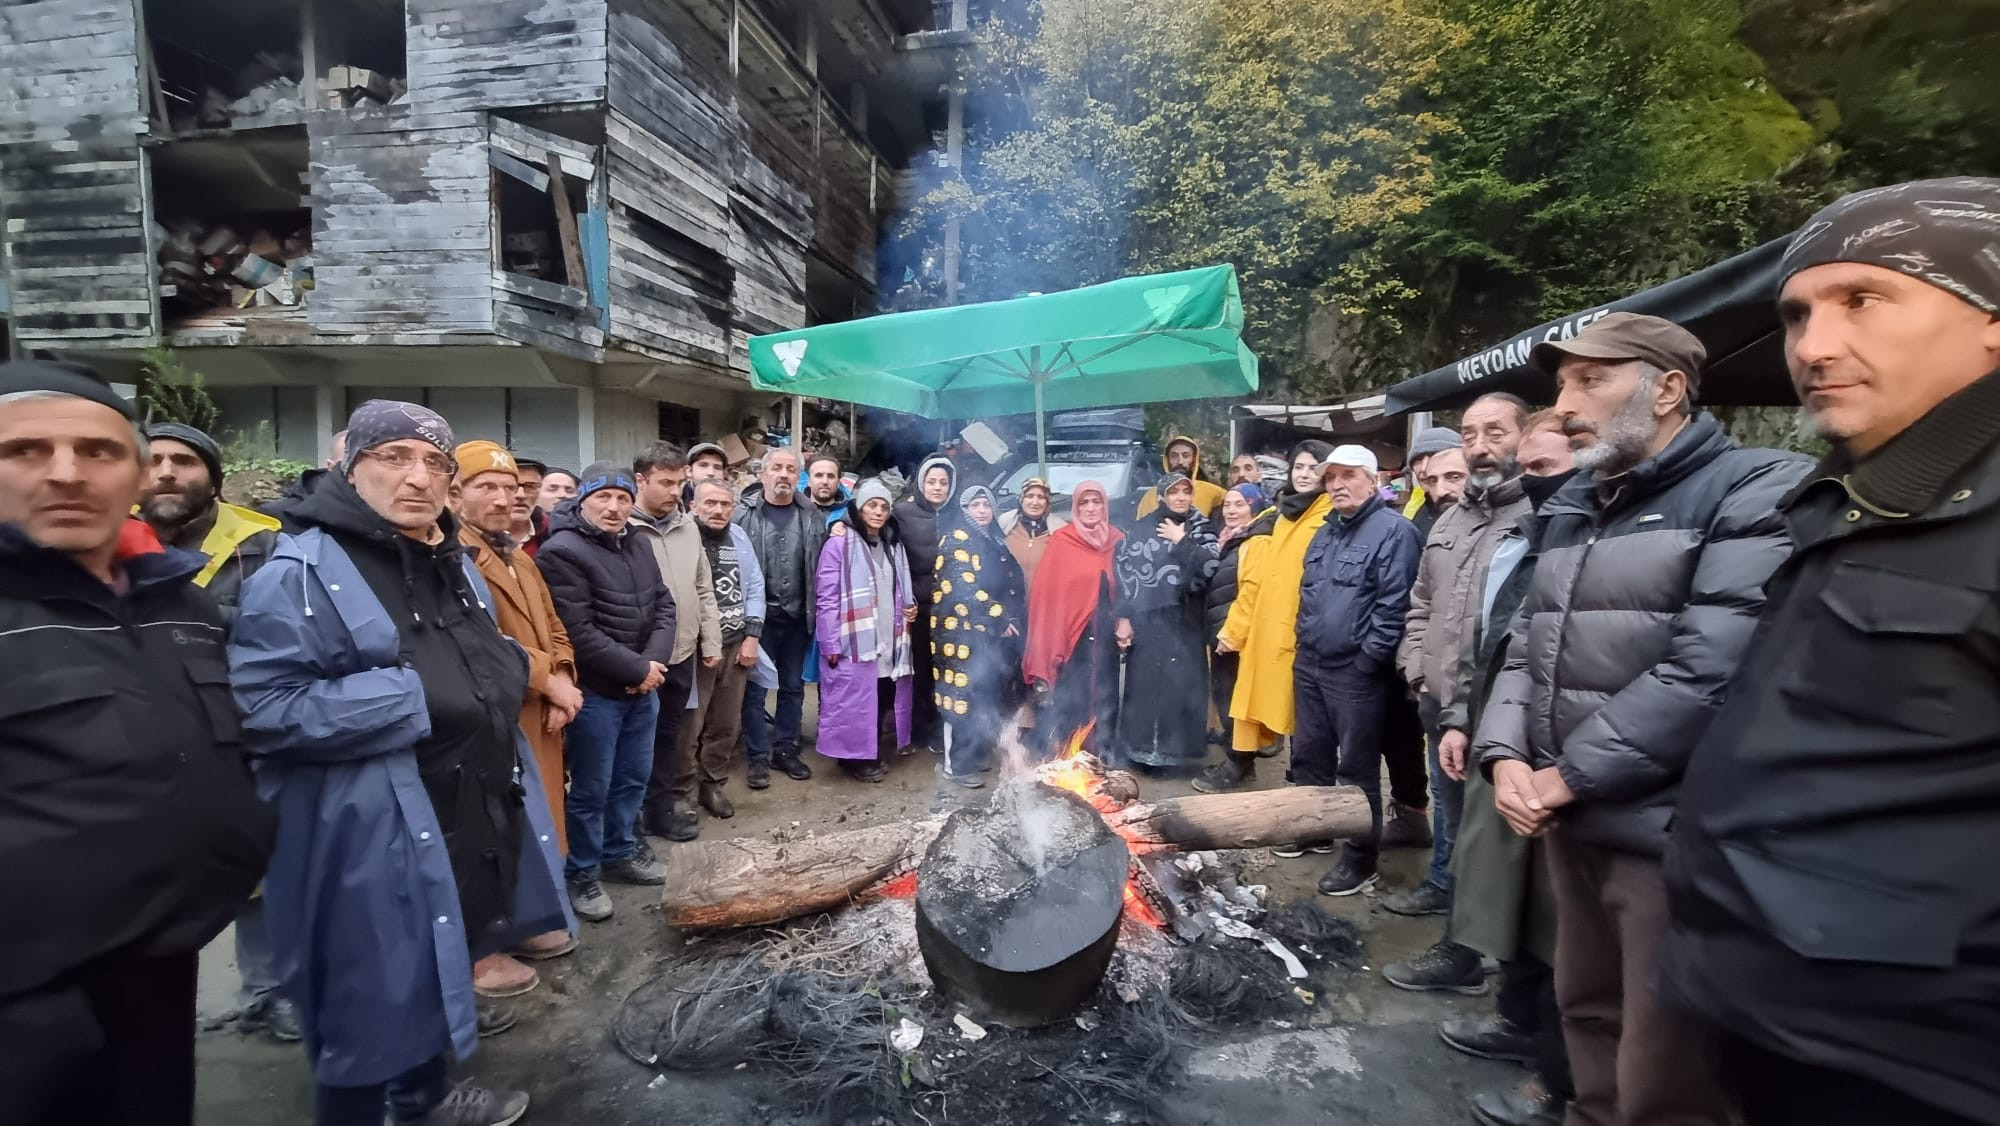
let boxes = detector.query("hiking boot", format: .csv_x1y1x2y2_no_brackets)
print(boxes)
240,995,303,1043
412,1081,531,1126
773,751,814,781
746,759,772,790
568,876,613,922
602,856,667,885
472,954,539,999
509,930,576,962
1381,880,1453,917
699,784,735,819
1382,940,1488,995
1316,856,1379,897
1381,801,1433,848
664,808,700,842
1471,1077,1563,1126
475,1002,518,1039
937,763,985,789
842,759,887,783
1190,754,1254,794
1439,1014,1537,1064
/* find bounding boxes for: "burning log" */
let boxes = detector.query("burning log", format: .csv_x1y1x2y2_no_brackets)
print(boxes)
660,783,1372,930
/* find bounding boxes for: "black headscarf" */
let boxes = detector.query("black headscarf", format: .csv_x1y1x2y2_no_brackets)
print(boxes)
1278,439,1335,519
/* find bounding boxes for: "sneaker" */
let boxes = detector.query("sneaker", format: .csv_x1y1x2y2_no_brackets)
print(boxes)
1190,755,1254,794
1308,841,1340,854
509,929,576,962
937,764,985,789
472,953,539,999
630,831,657,865
1381,880,1453,917
1439,1014,1537,1064
1316,857,1379,897
773,751,814,781
1269,842,1308,859
664,808,700,843
475,1002,519,1039
1471,1077,1563,1126
240,995,303,1043
568,876,613,922
699,784,735,819
1381,802,1433,849
1382,940,1488,995
746,759,771,790
1257,736,1287,759
413,1081,530,1126
602,856,667,885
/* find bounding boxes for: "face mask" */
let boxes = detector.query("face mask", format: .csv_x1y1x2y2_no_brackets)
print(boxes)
1522,469,1578,508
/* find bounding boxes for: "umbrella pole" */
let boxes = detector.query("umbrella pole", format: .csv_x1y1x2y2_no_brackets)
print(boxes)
1034,375,1048,479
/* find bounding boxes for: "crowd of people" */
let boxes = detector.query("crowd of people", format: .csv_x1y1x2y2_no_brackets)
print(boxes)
0,177,1995,1126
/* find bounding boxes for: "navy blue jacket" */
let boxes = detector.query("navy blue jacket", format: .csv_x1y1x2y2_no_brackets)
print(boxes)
1294,495,1422,670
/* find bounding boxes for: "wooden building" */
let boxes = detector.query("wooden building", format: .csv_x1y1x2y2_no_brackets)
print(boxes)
0,0,937,468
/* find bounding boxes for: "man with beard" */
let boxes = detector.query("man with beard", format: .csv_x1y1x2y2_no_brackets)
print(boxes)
808,455,850,525
1475,315,1809,1126
668,480,765,833
735,448,826,788
1136,436,1225,520
1662,178,2000,1126
0,362,271,1126
1401,427,1464,539
1414,444,1470,516
230,401,569,1125
1384,394,1530,933
137,422,294,1041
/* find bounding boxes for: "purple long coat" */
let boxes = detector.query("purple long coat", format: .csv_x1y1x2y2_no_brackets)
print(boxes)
815,534,914,760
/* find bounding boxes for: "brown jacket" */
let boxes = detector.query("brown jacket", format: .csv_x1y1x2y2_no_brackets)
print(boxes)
461,525,576,850
1396,475,1530,707
1000,509,1067,591
632,507,721,665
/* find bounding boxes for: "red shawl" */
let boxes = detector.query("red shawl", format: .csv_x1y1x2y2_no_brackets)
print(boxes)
1023,518,1123,686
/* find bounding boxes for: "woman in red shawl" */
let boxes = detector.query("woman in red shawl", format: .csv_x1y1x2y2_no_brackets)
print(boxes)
1023,482,1124,757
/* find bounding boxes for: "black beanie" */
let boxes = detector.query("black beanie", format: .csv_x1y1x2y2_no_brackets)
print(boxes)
0,359,137,420
145,421,225,484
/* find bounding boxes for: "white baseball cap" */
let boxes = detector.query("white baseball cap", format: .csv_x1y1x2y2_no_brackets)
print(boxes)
1322,444,1380,477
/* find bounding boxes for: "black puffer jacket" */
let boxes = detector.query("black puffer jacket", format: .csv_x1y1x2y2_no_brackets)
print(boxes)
1476,414,1811,856
536,501,677,697
1203,509,1276,645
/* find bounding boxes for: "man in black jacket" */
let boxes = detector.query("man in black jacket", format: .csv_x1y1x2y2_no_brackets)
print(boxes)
735,447,825,786
0,360,271,1126
1662,177,2000,1126
536,462,675,922
1475,314,1810,1126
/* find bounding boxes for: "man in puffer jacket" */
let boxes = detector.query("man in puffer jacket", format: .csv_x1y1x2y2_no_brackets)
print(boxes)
1475,313,1810,1126
536,462,676,923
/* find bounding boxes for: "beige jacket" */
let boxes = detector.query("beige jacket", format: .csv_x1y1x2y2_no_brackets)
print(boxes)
1396,476,1531,707
632,507,722,665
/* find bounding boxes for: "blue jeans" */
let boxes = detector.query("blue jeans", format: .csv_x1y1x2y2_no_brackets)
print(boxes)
564,691,661,879
1420,692,1462,892
744,615,812,762
315,1053,448,1125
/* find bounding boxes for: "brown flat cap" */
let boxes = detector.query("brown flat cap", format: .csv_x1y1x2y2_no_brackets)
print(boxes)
1529,311,1707,400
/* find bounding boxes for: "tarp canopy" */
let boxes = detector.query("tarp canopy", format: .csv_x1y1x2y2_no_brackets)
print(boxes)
747,265,1260,422
1384,237,1795,415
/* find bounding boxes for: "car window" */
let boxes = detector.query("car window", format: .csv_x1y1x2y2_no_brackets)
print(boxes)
1001,461,1133,498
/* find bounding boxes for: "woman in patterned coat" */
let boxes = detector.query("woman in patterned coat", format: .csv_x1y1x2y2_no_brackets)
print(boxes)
931,485,1025,786
1112,473,1219,771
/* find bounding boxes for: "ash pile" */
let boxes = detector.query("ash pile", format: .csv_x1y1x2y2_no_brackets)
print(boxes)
613,778,1363,1125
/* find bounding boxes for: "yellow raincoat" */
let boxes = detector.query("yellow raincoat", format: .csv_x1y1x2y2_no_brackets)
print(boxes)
1217,491,1332,751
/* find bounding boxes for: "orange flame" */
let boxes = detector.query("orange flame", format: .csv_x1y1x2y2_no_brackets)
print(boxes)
1123,880,1166,929
879,872,918,899
1043,722,1098,799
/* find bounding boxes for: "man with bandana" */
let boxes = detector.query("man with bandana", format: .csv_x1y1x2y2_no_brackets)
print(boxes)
1663,177,2000,1126
1474,314,1810,1126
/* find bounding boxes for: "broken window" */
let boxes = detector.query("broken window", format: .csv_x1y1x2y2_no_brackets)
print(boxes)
490,118,603,315
149,128,314,327
142,0,406,134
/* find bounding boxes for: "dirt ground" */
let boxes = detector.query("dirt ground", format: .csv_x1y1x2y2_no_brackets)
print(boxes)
194,701,1515,1125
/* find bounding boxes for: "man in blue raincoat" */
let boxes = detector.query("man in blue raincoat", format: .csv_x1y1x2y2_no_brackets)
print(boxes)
230,401,572,1126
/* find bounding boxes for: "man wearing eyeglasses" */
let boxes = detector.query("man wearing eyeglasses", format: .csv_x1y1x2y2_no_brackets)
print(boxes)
229,401,571,1126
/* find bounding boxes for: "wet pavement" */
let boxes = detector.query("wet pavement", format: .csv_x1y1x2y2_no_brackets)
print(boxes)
195,714,1514,1125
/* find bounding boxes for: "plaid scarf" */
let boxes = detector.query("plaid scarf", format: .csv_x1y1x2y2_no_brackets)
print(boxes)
834,530,913,676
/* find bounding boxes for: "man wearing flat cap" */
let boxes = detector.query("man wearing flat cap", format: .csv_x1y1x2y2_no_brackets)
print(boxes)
1473,312,1811,1126
0,360,271,1126
229,400,569,1125
1662,177,2000,1126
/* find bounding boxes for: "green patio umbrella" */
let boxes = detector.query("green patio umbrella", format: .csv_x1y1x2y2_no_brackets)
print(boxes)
747,264,1260,475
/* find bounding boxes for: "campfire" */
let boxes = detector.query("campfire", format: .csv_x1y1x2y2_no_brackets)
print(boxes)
613,725,1375,1123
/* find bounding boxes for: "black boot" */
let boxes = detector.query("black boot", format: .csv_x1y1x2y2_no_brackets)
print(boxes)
1191,752,1255,794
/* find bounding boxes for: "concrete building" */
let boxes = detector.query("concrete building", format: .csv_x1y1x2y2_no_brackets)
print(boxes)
0,0,938,467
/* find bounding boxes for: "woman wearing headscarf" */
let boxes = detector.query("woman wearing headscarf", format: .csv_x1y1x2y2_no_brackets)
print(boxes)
931,485,1027,786
1215,441,1335,797
895,454,957,753
1022,481,1124,757
1111,474,1220,771
1194,482,1277,793
814,479,916,783
998,477,1066,588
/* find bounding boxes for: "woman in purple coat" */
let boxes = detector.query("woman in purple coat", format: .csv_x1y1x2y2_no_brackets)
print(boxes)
814,478,915,781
